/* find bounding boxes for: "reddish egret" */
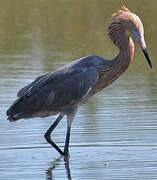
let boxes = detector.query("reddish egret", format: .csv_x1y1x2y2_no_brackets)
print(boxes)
7,6,152,156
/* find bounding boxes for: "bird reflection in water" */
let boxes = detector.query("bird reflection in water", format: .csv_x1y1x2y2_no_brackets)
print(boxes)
46,156,72,180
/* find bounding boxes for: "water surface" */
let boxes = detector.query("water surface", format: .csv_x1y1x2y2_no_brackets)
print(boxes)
0,0,157,179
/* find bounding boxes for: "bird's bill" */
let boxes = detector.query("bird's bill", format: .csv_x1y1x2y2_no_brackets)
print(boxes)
142,48,152,68
134,31,152,68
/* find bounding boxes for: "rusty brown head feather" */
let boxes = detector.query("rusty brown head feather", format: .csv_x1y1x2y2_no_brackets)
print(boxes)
107,6,152,68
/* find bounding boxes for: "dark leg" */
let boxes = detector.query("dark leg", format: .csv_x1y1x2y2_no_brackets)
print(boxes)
64,156,72,180
64,126,71,156
44,114,64,155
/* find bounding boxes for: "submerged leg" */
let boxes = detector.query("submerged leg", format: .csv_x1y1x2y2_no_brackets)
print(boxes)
64,126,71,156
64,107,77,156
44,114,64,155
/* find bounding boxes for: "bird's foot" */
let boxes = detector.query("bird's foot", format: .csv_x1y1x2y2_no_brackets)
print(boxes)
63,150,70,160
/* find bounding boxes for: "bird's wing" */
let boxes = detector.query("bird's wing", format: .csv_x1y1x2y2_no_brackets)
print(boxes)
17,62,79,98
17,74,47,97
18,66,99,113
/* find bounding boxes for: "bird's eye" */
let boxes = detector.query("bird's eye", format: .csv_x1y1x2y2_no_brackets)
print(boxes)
134,28,138,32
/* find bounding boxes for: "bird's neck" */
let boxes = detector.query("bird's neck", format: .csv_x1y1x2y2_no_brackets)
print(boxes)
108,25,135,71
106,22,135,79
92,27,135,94
111,36,134,72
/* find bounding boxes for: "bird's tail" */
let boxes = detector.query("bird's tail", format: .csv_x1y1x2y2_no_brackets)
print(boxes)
6,98,27,122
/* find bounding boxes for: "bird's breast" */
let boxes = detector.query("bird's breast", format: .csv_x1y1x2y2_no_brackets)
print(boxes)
91,65,128,95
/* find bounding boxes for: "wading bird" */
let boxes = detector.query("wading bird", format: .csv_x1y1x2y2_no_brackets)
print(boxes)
7,6,152,156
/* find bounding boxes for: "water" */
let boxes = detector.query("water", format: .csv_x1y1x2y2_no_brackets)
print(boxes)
0,0,157,179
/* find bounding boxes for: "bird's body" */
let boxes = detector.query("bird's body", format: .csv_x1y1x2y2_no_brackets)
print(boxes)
6,6,152,156
7,55,107,119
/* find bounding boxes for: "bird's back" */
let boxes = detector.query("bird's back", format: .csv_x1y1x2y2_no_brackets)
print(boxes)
7,55,109,121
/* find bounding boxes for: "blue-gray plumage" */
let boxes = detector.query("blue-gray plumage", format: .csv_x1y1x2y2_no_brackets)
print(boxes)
7,55,107,120
6,7,152,156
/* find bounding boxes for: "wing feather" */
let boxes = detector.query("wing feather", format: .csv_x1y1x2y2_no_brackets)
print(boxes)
18,66,99,113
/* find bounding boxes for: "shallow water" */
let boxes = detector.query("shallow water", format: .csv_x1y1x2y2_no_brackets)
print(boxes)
0,1,157,180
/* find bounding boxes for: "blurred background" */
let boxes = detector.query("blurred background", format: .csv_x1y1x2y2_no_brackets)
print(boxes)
0,0,157,180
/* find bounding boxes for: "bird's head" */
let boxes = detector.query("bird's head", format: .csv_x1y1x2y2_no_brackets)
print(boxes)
109,6,152,68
